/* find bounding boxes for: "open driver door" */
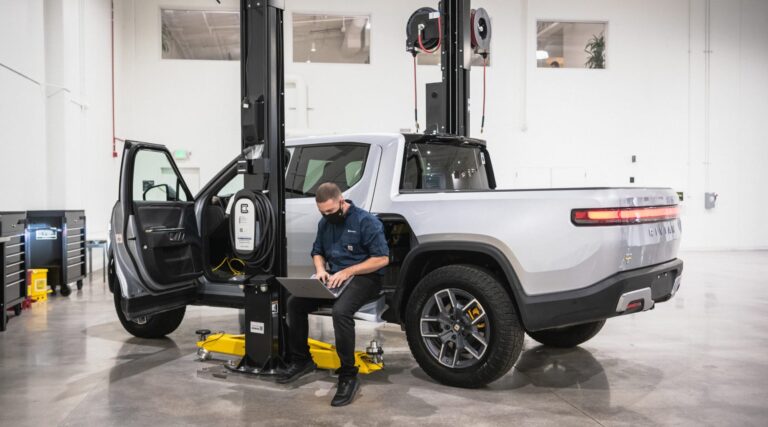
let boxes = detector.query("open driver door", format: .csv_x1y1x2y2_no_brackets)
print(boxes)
111,140,202,331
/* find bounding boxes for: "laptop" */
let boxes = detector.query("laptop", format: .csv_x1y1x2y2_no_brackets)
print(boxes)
276,276,353,299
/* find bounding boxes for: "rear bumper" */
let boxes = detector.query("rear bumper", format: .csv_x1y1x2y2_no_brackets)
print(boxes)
521,258,683,332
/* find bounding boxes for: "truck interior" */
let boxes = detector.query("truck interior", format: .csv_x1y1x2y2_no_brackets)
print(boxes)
187,142,417,320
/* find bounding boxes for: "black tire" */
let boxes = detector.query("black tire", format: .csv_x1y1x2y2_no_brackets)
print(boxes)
60,284,72,297
113,288,185,338
405,265,524,388
13,305,22,316
527,320,606,348
76,280,83,290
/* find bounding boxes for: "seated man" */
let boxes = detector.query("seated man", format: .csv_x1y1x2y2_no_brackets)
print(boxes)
277,182,389,407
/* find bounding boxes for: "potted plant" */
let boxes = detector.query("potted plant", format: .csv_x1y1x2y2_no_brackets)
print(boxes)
585,33,606,69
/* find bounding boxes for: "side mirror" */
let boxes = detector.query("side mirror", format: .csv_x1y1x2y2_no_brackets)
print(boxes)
143,183,175,201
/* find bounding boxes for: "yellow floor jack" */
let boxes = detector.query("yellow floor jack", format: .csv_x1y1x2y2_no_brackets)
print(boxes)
195,330,384,375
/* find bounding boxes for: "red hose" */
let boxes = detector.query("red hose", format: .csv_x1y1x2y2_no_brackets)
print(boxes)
413,55,419,132
417,17,442,54
481,55,487,133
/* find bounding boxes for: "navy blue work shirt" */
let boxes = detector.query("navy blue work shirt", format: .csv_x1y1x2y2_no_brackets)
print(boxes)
311,200,389,275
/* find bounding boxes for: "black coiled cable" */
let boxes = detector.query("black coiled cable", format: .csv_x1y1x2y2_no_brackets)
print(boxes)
230,190,276,273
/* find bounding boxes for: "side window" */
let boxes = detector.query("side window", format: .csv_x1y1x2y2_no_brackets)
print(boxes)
287,144,369,198
132,149,190,202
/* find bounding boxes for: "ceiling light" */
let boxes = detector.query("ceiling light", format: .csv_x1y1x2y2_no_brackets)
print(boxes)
536,50,549,60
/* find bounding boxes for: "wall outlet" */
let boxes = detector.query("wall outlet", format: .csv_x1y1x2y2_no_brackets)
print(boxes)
705,192,718,209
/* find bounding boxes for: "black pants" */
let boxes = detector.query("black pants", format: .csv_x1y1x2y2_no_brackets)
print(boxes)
286,274,381,378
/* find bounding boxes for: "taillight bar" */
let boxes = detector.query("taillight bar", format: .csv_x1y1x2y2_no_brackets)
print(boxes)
572,205,680,226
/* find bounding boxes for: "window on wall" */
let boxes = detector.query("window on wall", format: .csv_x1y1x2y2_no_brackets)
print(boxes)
292,13,371,64
536,21,607,69
161,9,240,60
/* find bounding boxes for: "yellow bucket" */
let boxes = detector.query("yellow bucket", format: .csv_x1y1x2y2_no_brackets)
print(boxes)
27,269,50,302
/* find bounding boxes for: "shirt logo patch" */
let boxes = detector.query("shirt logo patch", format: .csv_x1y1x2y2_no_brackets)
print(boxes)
347,245,354,251
346,229,357,233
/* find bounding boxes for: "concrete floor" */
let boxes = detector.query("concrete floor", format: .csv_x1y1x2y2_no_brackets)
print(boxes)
1,251,767,426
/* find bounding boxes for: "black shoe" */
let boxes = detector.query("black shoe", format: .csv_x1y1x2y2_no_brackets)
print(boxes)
331,376,360,407
276,360,316,384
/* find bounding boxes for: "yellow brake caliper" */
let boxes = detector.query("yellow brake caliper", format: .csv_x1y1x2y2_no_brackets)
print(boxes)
466,306,486,330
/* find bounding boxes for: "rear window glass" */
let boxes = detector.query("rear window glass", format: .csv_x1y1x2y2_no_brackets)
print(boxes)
402,143,490,191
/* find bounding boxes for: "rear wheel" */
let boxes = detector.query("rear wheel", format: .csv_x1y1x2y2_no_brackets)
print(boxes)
405,265,524,388
527,320,606,348
113,288,185,338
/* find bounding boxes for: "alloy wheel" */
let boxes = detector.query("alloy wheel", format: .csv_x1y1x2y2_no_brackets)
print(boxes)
419,288,490,368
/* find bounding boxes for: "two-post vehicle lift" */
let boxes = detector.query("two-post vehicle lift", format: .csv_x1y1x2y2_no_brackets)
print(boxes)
196,0,492,377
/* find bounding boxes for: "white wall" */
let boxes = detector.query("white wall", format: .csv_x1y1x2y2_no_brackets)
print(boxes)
80,0,118,238
110,0,768,250
114,0,242,190
0,0,115,239
0,0,48,211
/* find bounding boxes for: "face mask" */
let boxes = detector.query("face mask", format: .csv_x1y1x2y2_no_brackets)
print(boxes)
323,201,345,225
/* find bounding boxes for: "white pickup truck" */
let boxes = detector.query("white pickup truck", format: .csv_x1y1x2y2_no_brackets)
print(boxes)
109,132,683,388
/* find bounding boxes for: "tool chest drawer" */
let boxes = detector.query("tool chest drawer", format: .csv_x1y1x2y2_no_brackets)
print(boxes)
67,234,84,245
64,211,86,282
0,212,25,237
65,211,86,229
67,251,85,268
1,211,27,331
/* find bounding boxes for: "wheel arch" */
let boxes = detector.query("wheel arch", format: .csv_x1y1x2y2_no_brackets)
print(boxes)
393,241,530,328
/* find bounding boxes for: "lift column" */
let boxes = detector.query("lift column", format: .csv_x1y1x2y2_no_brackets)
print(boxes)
234,0,288,374
407,0,490,137
440,0,472,137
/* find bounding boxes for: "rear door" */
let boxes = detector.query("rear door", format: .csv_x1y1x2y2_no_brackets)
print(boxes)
111,141,202,319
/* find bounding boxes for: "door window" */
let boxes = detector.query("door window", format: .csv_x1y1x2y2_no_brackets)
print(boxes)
287,144,369,198
132,149,192,202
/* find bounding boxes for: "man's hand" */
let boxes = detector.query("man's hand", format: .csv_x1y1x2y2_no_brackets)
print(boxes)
315,270,331,284
327,269,352,289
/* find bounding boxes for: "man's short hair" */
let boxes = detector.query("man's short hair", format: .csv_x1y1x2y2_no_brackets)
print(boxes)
315,182,343,203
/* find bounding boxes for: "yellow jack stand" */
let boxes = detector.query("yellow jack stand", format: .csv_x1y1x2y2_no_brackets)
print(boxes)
196,334,383,375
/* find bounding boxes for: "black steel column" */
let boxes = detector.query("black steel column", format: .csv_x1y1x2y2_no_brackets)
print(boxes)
235,0,287,373
441,0,471,137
